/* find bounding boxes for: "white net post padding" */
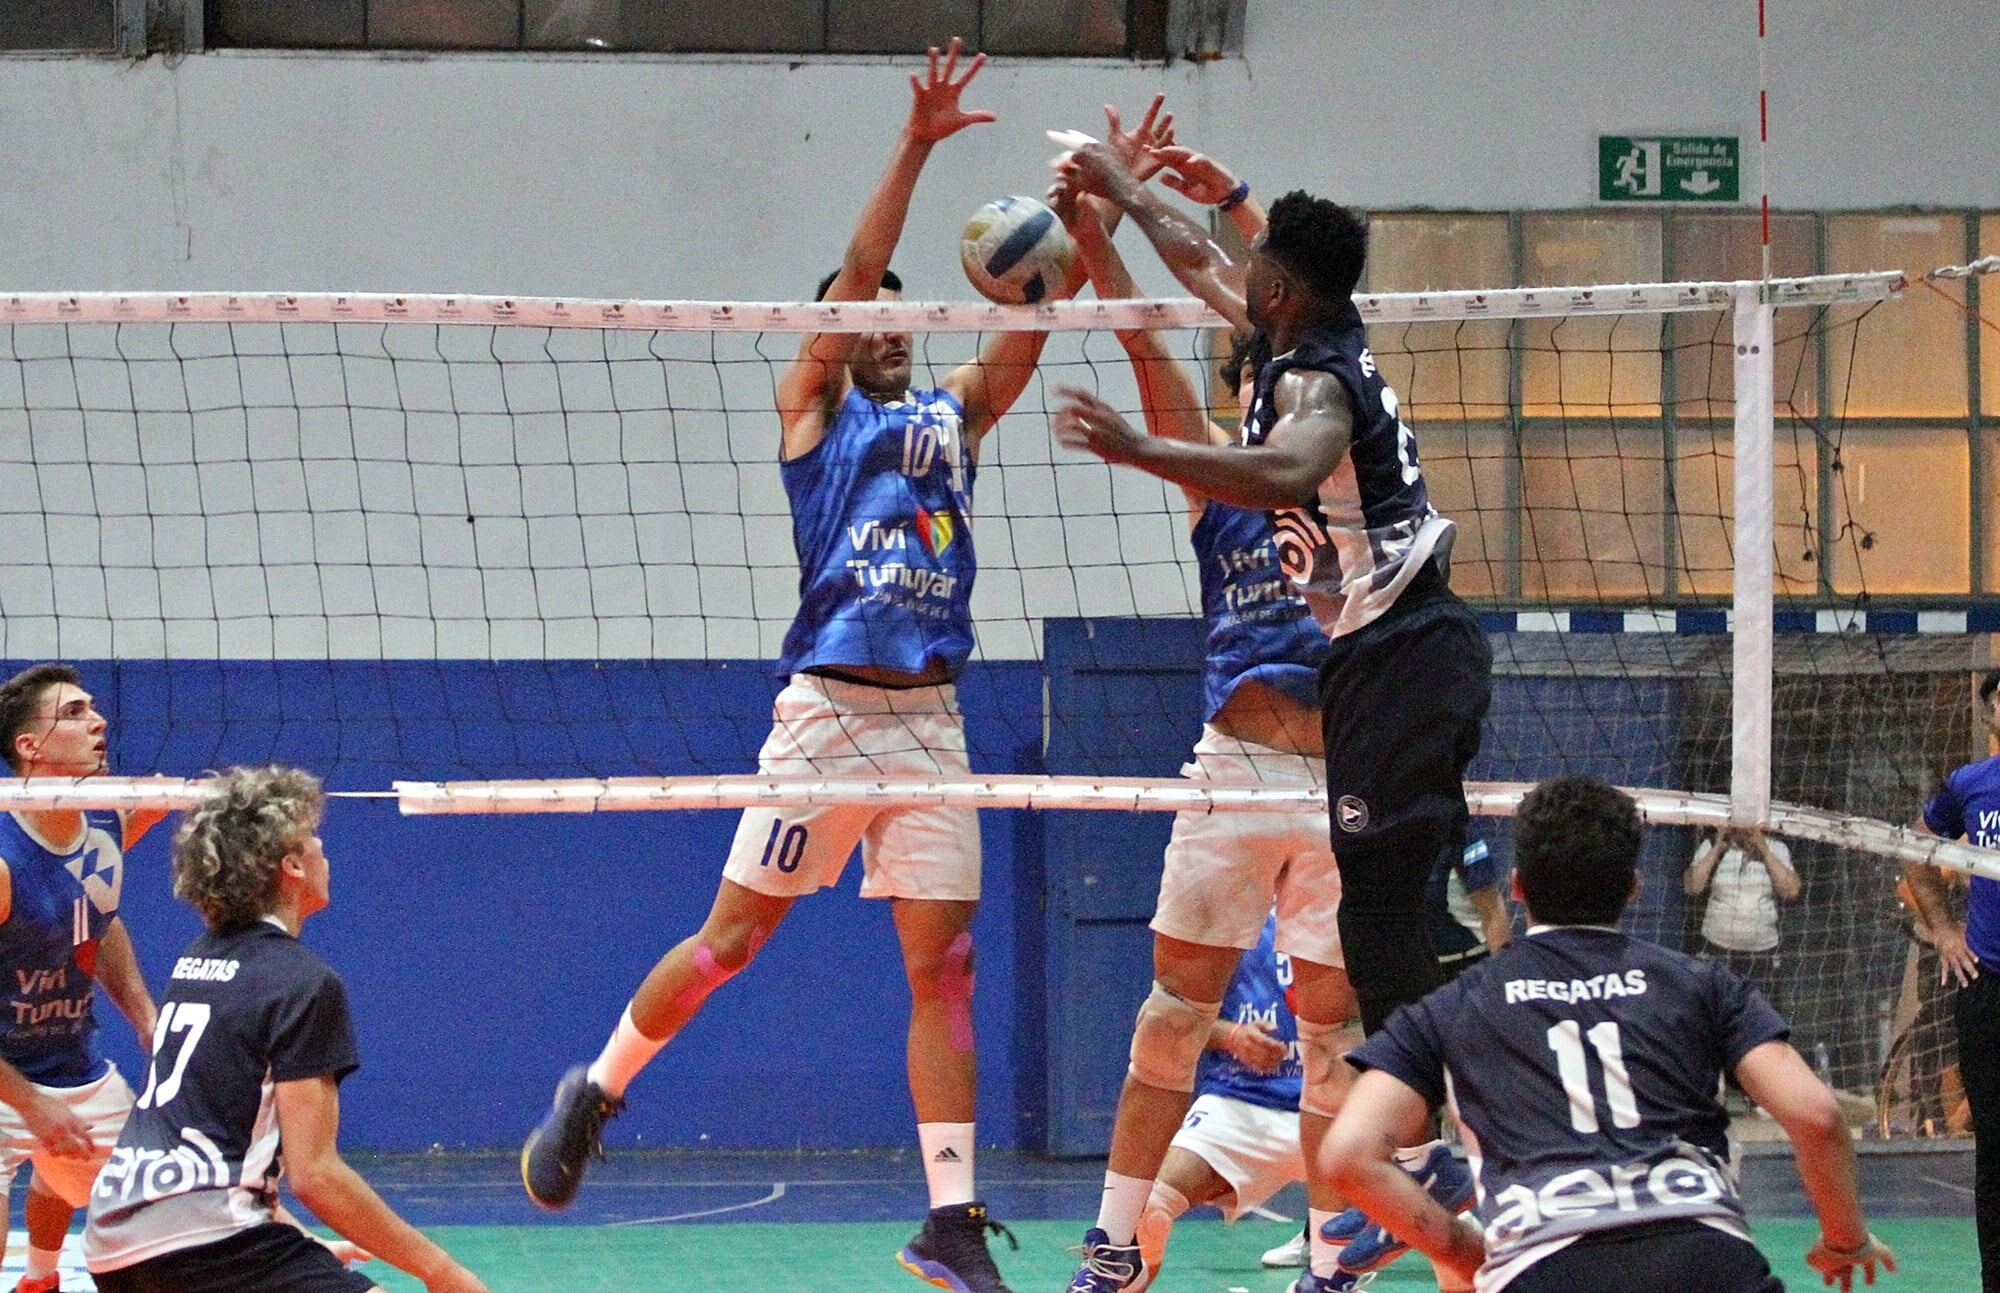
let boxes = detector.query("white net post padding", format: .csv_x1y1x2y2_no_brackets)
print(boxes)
1730,285,1775,825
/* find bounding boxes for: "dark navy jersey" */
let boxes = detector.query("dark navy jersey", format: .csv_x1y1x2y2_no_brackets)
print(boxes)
0,810,125,1087
1244,311,1454,639
1197,912,1301,1112
777,386,977,680
1924,753,2000,969
1349,926,1787,1270
1190,501,1327,722
85,920,359,1273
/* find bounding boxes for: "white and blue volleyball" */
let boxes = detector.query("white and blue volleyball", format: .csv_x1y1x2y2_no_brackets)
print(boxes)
960,196,1075,305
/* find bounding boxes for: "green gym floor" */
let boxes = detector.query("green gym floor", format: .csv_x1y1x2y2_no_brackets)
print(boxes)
11,1147,1973,1290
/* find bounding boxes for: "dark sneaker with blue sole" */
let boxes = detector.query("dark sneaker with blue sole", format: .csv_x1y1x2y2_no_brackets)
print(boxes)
897,1201,1017,1292
520,1064,623,1211
1065,1229,1147,1292
1336,1142,1475,1274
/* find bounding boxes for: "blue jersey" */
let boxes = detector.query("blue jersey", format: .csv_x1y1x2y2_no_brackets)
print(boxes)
776,387,977,679
1245,312,1455,638
1190,502,1327,722
1197,914,1302,1112
1350,926,1787,1270
1924,753,2000,969
0,811,124,1086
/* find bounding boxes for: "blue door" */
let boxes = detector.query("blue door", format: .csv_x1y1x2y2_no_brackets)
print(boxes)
1042,617,1205,1156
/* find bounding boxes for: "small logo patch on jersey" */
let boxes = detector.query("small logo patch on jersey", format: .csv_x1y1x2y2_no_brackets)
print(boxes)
1336,795,1370,833
915,506,956,556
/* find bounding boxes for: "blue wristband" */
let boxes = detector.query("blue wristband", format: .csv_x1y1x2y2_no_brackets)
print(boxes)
1217,179,1250,212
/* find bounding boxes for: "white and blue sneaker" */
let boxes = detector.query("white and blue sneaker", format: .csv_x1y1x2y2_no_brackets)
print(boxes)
1319,1207,1369,1245
1261,1225,1310,1267
1335,1144,1475,1275
1064,1229,1147,1292
1288,1270,1371,1292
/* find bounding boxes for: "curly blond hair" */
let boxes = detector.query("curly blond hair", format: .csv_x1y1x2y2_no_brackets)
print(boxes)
172,766,325,930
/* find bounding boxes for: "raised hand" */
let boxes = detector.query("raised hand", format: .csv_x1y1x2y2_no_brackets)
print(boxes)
1057,141,1144,207
1106,94,1175,182
906,37,997,144
1150,145,1242,206
1053,387,1147,465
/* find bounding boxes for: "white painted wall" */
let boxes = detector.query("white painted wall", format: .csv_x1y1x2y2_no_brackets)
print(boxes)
0,0,1992,661
4,0,1994,297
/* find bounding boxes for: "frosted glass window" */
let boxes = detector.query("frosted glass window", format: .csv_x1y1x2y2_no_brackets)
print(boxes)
1826,427,1970,594
1520,424,1666,600
1367,214,1511,421
1668,213,1818,419
1827,214,1968,418
1521,215,1664,418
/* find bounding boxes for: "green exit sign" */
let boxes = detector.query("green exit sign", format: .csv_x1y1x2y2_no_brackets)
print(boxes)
1598,135,1740,202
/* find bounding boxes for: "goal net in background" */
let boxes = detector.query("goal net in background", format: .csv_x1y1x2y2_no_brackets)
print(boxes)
0,271,1988,1138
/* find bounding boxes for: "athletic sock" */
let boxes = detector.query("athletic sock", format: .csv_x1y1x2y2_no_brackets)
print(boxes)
1095,1171,1152,1246
585,1003,666,1099
1394,1139,1443,1172
917,1122,976,1209
24,1247,59,1281
1308,1207,1342,1278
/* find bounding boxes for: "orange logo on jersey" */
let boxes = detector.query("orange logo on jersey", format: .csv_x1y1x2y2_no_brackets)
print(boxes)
915,507,956,556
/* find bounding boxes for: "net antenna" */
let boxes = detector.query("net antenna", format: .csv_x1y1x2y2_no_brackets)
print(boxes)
5,273,1996,885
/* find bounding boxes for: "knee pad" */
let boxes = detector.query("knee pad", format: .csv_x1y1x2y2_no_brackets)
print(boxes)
1297,1017,1359,1119
1127,981,1221,1093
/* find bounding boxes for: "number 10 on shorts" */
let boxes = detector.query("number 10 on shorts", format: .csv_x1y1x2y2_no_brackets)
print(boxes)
759,820,808,873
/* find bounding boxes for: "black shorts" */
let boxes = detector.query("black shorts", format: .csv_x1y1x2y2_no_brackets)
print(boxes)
1317,574,1491,861
1507,1220,1783,1293
92,1223,377,1293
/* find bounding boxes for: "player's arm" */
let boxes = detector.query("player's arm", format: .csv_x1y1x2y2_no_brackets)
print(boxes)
0,1053,91,1159
274,1200,373,1268
1733,1041,1896,1289
1324,1069,1486,1281
1205,1017,1285,1073
946,98,1170,439
1058,141,1250,334
1149,144,1267,243
276,1075,489,1293
776,38,995,450
120,806,170,851
90,917,156,1052
1684,831,1723,896
1469,885,1511,953
1903,846,1978,987
1054,365,1351,510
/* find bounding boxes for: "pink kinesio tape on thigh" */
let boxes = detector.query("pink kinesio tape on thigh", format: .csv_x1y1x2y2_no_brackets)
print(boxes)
939,931,976,1053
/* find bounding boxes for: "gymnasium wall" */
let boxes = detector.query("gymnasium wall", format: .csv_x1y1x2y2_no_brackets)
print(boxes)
1,0,1993,299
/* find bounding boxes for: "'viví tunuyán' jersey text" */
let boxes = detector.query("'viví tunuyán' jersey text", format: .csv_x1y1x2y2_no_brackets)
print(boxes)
0,810,124,1086
1349,926,1787,1279
1190,501,1328,722
1197,911,1301,1112
777,386,977,679
1245,309,1455,639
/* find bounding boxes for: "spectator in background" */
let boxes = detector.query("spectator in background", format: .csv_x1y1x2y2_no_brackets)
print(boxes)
1426,837,1509,981
1685,823,1800,1011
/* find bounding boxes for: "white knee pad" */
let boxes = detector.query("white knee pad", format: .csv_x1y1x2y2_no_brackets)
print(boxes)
1127,981,1221,1093
1297,1017,1357,1119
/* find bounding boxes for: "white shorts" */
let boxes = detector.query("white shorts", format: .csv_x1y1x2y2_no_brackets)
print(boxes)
0,1063,133,1208
1152,727,1343,968
721,674,982,902
1170,1091,1304,1222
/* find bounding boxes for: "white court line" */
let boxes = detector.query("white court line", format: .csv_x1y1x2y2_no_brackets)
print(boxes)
606,1181,787,1226
1919,1175,1975,1197
1244,1204,1294,1224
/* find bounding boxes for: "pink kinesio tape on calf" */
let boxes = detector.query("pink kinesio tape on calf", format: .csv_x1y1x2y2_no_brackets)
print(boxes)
671,942,740,1013
939,931,975,1053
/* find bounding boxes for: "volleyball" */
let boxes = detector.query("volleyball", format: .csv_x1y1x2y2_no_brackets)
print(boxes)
959,195,1075,304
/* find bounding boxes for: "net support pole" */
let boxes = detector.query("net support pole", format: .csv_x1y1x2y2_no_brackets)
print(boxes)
1731,285,1776,825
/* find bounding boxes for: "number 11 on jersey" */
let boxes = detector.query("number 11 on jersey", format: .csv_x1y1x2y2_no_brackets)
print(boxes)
1547,1019,1641,1134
